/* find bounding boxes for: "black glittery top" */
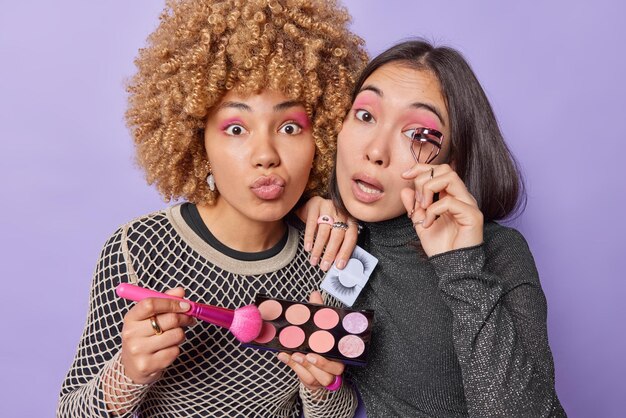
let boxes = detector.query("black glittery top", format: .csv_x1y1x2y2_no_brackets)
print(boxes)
348,215,566,417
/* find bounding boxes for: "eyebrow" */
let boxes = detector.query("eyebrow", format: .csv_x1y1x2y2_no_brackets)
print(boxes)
216,100,303,113
358,84,446,127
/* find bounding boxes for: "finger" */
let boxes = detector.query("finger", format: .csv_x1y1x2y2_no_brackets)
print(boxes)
309,291,324,305
125,296,191,322
291,354,338,387
319,227,346,271
145,312,195,336
422,196,482,229
145,328,185,353
302,201,322,253
164,287,185,298
304,353,345,376
310,224,331,267
147,345,182,371
421,169,475,209
278,352,321,389
401,162,433,179
335,225,358,270
400,187,418,216
122,323,187,356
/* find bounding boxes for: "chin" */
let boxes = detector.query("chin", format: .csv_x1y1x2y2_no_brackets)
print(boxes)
249,203,293,223
344,200,392,223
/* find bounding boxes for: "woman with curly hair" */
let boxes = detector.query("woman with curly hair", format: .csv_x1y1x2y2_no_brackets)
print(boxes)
56,1,367,417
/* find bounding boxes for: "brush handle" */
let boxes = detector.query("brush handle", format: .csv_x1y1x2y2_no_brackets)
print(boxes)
115,283,234,329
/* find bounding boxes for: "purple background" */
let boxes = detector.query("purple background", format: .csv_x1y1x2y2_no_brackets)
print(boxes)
1,1,624,417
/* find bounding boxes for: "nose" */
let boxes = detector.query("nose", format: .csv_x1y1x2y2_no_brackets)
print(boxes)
250,131,280,169
364,128,391,167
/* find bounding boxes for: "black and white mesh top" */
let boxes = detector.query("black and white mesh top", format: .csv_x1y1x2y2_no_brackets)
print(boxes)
57,204,357,418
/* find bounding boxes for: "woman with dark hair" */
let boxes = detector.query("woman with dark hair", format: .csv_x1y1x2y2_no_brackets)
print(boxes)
303,39,566,417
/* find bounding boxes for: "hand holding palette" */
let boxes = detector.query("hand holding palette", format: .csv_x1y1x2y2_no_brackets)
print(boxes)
244,295,374,366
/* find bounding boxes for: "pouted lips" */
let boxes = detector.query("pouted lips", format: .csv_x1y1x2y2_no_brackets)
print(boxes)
250,175,285,200
351,174,384,203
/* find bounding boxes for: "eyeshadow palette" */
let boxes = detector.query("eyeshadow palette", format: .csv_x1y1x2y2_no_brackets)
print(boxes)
243,294,374,366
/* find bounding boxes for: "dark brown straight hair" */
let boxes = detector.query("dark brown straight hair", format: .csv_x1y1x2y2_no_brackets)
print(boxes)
330,39,526,221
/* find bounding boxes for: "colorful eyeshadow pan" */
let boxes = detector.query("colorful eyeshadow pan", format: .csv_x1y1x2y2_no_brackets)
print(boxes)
254,322,276,344
244,295,374,366
285,303,310,325
258,299,283,321
342,312,369,334
314,308,339,329
308,331,334,354
279,326,305,348
338,335,365,358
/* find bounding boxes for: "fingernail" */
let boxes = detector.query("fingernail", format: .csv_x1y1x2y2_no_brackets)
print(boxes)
179,302,190,311
310,256,319,266
305,241,312,252
277,353,289,364
402,168,411,176
292,354,304,364
320,260,331,271
305,354,317,364
336,259,346,270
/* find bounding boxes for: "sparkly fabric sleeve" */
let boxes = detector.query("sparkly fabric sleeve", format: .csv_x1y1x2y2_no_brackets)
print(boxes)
429,227,566,417
57,227,151,417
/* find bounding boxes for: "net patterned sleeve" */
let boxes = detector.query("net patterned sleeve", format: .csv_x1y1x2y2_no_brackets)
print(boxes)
430,224,566,417
57,227,150,417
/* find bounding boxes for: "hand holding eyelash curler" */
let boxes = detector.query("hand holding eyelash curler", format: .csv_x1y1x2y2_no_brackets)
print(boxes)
116,283,263,343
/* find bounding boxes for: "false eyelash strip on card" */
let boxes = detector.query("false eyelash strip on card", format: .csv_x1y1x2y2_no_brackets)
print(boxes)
320,246,378,307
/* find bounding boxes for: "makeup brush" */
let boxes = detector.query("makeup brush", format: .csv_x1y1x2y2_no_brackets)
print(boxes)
115,283,263,343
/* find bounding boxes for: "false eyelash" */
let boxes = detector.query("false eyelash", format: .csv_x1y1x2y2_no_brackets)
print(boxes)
328,276,358,296
351,250,373,273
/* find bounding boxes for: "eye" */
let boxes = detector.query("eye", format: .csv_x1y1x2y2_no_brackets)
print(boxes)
355,109,375,123
402,128,419,139
278,122,302,135
224,124,248,136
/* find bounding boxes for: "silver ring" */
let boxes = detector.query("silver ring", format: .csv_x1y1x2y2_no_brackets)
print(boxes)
332,221,349,230
347,220,363,234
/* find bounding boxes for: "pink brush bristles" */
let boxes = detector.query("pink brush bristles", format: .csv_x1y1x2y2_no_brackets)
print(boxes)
229,305,263,343
116,283,263,343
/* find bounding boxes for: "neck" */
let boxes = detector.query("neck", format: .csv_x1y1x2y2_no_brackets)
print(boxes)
364,215,417,248
196,201,286,253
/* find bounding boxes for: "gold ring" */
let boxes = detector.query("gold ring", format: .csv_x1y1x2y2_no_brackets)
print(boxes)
430,167,435,179
149,315,163,335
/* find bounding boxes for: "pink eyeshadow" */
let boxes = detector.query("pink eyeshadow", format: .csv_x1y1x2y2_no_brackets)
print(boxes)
279,326,305,349
285,304,310,325
254,322,276,343
218,117,244,131
308,331,335,354
313,308,339,330
342,312,369,334
285,112,310,130
338,335,365,358
258,300,283,321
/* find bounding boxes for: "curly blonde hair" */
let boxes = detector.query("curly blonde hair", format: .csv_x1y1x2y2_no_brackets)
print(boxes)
126,0,367,205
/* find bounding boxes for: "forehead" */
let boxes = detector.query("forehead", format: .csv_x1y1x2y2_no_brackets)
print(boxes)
360,63,446,109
